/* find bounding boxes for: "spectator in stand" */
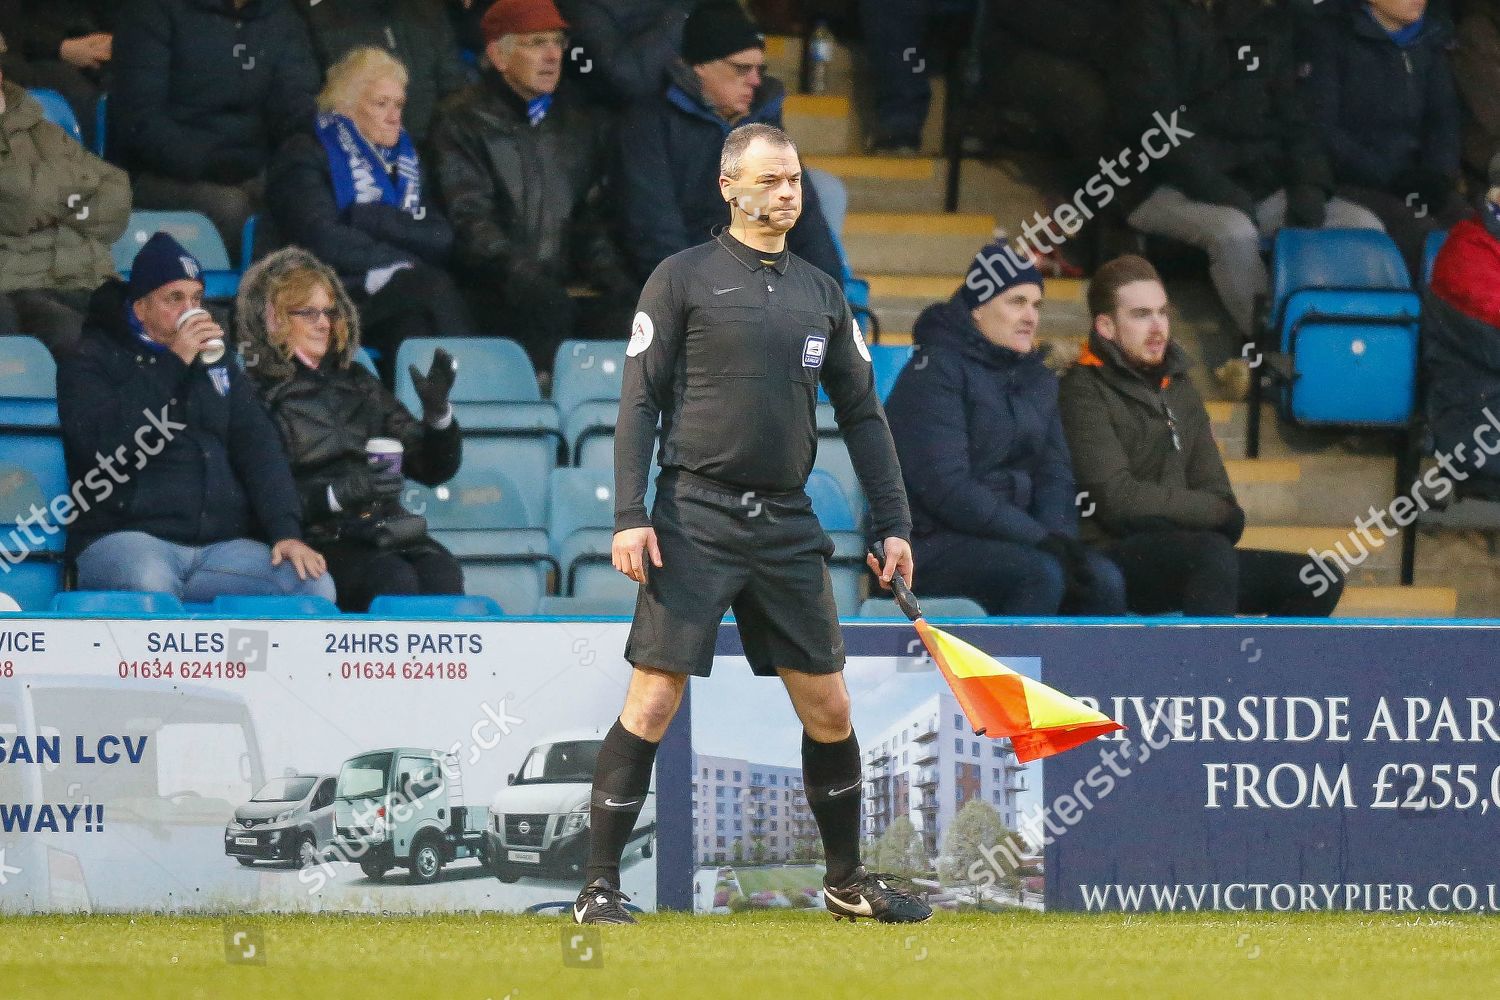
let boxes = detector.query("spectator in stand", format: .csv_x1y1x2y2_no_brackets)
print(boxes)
0,1,113,148
58,233,335,601
1300,0,1464,278
238,247,465,611
428,0,634,374
556,0,693,108
1058,254,1344,617
268,47,474,381
615,0,842,283
1447,0,1500,184
0,60,130,354
111,0,320,261
294,0,469,144
859,0,948,154
883,242,1126,616
1115,0,1383,339
1421,153,1500,492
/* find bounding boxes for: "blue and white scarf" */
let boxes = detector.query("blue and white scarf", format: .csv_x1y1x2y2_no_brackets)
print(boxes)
315,112,424,216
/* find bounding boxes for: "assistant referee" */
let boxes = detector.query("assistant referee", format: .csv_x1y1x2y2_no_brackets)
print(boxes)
571,123,930,926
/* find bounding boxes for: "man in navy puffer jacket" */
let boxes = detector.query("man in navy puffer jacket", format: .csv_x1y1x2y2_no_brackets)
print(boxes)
884,242,1126,616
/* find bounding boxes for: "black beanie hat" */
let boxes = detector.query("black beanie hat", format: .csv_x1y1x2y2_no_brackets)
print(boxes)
127,231,204,302
682,0,764,66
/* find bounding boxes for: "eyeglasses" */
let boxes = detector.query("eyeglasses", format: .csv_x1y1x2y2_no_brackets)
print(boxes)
288,307,341,322
516,32,568,50
724,59,766,79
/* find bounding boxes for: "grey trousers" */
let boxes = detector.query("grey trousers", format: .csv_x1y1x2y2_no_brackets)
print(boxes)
1127,185,1385,335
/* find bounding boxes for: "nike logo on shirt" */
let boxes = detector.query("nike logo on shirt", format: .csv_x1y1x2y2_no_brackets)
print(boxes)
712,286,743,295
603,798,642,808
829,780,862,797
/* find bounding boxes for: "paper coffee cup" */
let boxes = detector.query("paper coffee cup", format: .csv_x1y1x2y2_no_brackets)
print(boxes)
366,438,404,477
177,308,225,364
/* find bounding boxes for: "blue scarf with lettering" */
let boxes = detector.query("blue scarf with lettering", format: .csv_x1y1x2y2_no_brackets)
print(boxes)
315,112,423,216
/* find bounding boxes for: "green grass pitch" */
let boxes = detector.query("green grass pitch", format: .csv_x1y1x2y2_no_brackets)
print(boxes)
2,911,1496,999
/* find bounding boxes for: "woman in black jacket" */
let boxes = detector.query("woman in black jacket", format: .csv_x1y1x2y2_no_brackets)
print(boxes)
237,245,465,611
267,46,474,382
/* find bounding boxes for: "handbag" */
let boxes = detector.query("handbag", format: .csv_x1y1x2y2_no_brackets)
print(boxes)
340,510,430,551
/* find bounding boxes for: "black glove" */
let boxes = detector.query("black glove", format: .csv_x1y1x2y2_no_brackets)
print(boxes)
408,348,456,424
1216,502,1247,545
1037,532,1095,595
329,466,404,515
1285,184,1327,228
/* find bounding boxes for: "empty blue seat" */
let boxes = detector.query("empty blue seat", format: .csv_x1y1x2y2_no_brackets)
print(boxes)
0,563,63,612
0,433,69,555
366,594,502,617
29,89,82,143
111,211,243,299
354,347,380,377
813,437,866,519
552,340,627,462
857,596,986,618
0,336,59,428
536,594,635,617
870,344,914,403
210,594,341,617
396,337,561,444
548,467,619,594
53,590,186,615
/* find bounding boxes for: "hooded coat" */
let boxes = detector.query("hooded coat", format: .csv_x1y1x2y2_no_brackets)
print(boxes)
884,295,1077,547
58,279,304,559
236,246,460,542
1423,215,1500,478
1057,332,1236,541
0,80,130,295
614,61,843,283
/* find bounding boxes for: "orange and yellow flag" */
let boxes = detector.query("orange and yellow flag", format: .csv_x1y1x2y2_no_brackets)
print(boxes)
915,620,1125,763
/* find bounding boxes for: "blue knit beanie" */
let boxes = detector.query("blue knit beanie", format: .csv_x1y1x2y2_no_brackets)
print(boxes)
127,232,204,301
960,239,1044,309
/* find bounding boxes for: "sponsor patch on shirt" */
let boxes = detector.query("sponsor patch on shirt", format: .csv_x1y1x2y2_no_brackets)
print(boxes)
802,333,827,369
627,312,654,357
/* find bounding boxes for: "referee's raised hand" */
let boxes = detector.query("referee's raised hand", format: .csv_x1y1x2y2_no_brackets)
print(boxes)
613,526,663,584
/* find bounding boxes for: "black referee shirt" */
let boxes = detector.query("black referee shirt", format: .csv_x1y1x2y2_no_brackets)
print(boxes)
614,232,912,542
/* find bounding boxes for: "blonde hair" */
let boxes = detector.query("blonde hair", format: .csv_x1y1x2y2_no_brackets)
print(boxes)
265,267,350,361
317,47,409,116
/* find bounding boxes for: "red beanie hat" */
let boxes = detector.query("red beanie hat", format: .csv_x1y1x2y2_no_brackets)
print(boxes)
481,0,569,43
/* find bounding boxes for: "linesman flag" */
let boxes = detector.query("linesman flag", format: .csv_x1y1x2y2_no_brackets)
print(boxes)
872,544,1124,763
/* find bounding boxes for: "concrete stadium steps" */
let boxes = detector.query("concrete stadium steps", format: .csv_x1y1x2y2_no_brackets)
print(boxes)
866,276,1088,339
1239,525,1399,586
1334,586,1458,618
784,94,854,157
764,35,855,98
843,212,998,275
806,156,946,213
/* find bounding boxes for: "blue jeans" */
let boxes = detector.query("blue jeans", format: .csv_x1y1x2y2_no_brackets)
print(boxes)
915,532,1127,616
76,532,337,603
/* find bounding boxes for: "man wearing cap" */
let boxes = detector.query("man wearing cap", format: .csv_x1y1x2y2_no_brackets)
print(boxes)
572,122,930,926
615,0,843,283
56,232,335,602
883,242,1126,616
428,0,634,374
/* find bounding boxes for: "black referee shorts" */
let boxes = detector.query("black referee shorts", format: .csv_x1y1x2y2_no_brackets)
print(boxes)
624,470,846,678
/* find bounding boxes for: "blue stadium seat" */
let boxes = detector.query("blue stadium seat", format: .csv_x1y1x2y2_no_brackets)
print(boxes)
93,92,107,157
354,347,380,377
0,563,63,612
395,338,561,446
1264,229,1420,428
857,596,986,618
1423,229,1448,288
53,590,186,615
813,437,865,519
29,88,82,143
111,211,242,299
870,344,914,403
0,336,60,428
0,433,69,555
366,594,502,617
210,594,341,617
548,467,619,595
806,469,867,615
536,594,635,617
552,340,626,462
403,465,557,612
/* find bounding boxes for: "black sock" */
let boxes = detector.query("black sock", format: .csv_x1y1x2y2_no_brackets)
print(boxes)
802,728,863,887
584,718,660,889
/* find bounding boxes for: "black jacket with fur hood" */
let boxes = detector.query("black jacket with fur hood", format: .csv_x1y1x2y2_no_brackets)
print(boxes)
236,247,461,541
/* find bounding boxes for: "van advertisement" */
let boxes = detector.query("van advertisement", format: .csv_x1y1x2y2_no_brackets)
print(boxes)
0,619,657,915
